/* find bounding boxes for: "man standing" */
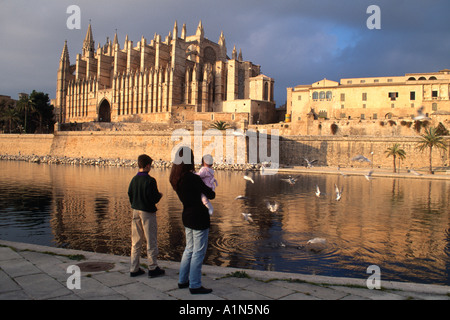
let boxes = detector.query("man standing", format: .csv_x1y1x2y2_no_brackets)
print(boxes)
128,154,164,278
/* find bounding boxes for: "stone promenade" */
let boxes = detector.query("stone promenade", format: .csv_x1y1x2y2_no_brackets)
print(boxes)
0,240,449,301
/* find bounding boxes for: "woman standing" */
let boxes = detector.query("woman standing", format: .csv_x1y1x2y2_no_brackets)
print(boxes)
169,147,215,294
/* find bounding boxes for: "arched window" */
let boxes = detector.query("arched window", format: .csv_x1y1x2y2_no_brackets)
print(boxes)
313,92,319,100
326,91,332,100
408,77,416,81
429,76,437,80
418,77,426,80
319,91,325,99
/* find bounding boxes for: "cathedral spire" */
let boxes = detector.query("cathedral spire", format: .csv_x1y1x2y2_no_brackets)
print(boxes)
196,20,204,39
173,20,178,39
82,23,95,57
181,23,186,40
60,40,70,63
219,31,226,47
113,30,119,49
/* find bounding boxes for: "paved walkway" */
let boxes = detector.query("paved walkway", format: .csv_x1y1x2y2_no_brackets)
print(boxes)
0,240,448,301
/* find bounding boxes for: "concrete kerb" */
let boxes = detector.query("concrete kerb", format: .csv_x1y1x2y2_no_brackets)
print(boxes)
1,240,449,299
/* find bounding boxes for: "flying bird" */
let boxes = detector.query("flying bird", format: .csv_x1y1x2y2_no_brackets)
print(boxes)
280,176,299,185
413,106,430,121
235,195,249,200
364,170,374,181
241,213,253,223
315,185,323,197
243,175,254,183
304,158,318,168
265,201,279,212
334,184,343,201
351,155,371,163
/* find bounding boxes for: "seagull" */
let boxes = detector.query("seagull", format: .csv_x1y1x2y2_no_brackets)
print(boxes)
280,176,299,185
265,201,279,212
235,195,249,200
334,184,343,201
413,106,430,121
351,155,371,163
307,237,326,245
304,158,318,168
244,175,254,183
315,185,322,197
241,213,253,223
364,170,374,181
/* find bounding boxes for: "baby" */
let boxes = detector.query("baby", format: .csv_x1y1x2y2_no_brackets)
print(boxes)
196,154,218,216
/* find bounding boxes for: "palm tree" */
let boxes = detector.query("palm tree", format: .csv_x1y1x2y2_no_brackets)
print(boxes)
416,126,448,174
385,143,406,173
210,120,230,130
0,107,21,133
17,95,35,133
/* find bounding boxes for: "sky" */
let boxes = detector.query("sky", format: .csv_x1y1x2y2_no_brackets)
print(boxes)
1,0,450,107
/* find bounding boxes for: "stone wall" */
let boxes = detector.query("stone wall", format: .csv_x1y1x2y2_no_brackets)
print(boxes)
279,135,450,169
0,131,449,170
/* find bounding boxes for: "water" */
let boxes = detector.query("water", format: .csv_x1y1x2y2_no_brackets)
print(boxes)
0,160,449,285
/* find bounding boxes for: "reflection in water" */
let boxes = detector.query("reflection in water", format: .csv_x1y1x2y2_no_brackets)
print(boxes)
0,160,449,285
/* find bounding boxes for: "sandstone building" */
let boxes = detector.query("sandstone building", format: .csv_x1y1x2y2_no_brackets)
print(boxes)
55,22,276,127
287,70,450,122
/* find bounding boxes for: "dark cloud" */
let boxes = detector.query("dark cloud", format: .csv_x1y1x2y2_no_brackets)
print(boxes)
1,0,450,106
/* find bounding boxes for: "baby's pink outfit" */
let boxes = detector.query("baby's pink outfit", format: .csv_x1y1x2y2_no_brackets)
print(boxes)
197,166,218,215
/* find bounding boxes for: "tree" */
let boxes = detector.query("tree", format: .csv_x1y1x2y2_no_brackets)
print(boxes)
16,94,35,133
0,106,20,133
16,91,55,133
29,90,55,133
385,143,406,173
416,126,448,174
210,120,230,130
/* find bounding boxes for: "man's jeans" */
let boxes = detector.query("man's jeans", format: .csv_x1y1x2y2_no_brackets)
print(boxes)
179,227,209,289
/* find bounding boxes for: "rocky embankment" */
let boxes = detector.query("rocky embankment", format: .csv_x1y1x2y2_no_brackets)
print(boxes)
0,154,263,171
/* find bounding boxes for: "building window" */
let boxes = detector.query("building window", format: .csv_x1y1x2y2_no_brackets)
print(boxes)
432,103,438,111
340,93,345,101
319,91,326,100
373,113,378,120
326,91,332,100
347,80,352,84
313,92,318,100
432,90,438,99
411,103,415,108
374,79,379,83
297,95,302,100
391,103,395,108
389,92,398,101
363,104,366,109
387,79,393,82
362,93,367,101
360,80,366,84
361,114,365,120
340,113,346,118
341,104,345,109
410,91,416,100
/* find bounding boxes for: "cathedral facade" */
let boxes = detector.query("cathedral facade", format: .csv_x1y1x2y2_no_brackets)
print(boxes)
55,22,276,126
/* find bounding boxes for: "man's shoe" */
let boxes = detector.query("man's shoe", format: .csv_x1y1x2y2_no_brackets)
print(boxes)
178,281,189,289
130,268,145,277
189,286,213,294
148,266,165,278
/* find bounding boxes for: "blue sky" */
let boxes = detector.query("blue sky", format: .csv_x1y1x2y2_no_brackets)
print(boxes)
1,0,450,107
